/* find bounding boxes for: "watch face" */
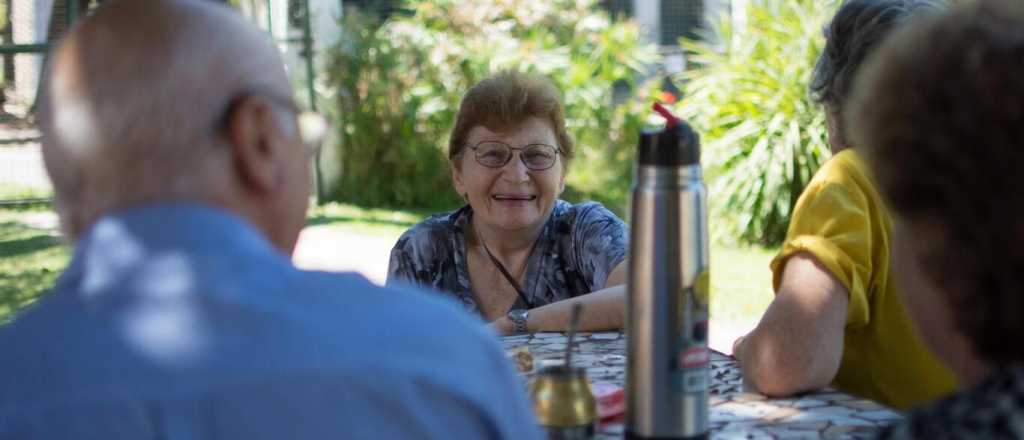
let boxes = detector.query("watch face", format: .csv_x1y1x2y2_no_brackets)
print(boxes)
508,309,528,320
508,308,529,334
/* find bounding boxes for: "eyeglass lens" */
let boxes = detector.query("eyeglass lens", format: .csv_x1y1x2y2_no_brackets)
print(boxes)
474,142,557,170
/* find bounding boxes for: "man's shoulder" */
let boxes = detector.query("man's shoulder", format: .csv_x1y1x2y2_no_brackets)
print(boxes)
0,268,533,439
295,270,488,341
287,271,513,396
0,270,504,399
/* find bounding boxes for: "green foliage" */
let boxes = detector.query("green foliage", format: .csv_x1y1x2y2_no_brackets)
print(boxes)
674,0,835,246
323,0,660,213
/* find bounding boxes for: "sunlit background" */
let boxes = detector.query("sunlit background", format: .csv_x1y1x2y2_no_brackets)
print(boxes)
0,0,848,352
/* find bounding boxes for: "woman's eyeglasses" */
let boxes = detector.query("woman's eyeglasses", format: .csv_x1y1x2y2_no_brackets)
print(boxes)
467,141,561,171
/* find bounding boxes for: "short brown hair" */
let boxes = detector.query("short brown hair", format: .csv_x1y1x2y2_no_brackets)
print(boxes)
448,71,574,165
849,0,1024,365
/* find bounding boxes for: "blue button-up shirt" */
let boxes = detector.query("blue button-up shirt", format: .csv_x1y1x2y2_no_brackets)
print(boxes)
0,203,541,439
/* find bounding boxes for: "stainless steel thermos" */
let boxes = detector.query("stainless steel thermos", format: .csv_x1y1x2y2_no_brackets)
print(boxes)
626,104,710,439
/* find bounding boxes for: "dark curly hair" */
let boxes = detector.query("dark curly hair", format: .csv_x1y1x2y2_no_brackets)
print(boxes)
810,0,943,131
848,0,1024,365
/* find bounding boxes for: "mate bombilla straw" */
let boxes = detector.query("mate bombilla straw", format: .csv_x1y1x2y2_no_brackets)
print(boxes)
564,303,584,370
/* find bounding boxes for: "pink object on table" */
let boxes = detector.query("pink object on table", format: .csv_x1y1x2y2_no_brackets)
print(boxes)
592,382,625,421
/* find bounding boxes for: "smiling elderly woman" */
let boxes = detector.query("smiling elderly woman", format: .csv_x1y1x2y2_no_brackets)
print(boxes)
386,71,628,335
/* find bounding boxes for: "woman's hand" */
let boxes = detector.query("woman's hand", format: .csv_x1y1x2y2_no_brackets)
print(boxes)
490,316,514,335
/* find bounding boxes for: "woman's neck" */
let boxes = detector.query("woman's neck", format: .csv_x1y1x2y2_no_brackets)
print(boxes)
468,217,542,261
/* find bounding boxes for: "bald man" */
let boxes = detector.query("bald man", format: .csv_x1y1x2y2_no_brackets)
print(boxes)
0,1,542,439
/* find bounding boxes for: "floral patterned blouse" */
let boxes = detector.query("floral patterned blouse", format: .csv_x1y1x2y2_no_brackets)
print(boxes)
386,200,628,316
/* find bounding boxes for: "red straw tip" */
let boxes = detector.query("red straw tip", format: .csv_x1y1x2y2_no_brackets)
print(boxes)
652,102,678,128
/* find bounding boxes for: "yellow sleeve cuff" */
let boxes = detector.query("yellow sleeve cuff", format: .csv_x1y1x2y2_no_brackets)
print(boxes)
770,235,871,328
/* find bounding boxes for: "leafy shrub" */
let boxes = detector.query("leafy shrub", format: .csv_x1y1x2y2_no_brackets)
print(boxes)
674,0,835,246
322,0,660,213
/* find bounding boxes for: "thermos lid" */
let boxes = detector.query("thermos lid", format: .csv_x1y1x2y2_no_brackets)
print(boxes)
639,103,701,166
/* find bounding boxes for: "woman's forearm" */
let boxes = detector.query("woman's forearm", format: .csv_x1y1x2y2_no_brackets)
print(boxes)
535,284,625,331
733,254,849,397
491,261,630,335
492,284,626,335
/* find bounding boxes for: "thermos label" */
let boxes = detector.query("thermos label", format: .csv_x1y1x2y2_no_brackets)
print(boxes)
694,270,710,306
674,345,710,393
671,302,710,394
680,346,709,368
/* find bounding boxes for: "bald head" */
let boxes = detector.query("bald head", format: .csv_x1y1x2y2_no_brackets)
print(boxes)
40,0,307,247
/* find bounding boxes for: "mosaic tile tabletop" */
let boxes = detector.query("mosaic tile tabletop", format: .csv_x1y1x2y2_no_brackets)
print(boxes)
503,331,903,439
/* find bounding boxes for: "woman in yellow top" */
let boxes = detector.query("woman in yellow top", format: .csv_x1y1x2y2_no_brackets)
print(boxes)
731,0,956,410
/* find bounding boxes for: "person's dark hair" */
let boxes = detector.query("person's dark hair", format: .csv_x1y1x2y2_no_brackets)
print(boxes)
448,71,574,166
848,0,1024,365
810,0,943,113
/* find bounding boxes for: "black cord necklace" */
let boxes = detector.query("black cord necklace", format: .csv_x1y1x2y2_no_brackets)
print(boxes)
475,226,536,309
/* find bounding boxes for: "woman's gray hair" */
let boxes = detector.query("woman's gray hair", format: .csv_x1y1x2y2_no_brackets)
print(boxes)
810,0,945,112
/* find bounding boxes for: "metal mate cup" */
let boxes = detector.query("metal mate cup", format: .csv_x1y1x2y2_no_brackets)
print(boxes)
530,365,597,440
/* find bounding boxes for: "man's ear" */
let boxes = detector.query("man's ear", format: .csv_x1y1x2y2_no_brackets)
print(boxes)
226,96,287,194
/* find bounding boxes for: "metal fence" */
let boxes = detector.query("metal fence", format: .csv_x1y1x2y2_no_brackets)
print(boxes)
0,0,320,206
0,127,47,206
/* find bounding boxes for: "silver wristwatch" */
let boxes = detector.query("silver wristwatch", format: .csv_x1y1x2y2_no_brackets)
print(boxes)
507,309,529,334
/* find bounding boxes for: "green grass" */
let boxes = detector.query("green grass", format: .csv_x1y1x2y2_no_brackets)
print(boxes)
0,204,777,333
710,244,775,341
307,202,427,238
0,212,68,323
0,184,53,201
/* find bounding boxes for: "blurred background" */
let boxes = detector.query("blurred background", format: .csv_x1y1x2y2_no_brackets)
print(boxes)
0,0,840,350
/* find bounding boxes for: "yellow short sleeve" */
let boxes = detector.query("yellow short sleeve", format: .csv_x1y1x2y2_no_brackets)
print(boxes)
770,154,876,328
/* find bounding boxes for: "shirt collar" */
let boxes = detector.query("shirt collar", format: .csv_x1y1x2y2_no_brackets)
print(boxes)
58,202,286,295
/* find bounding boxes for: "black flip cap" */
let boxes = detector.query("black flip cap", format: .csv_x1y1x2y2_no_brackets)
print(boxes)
638,120,701,166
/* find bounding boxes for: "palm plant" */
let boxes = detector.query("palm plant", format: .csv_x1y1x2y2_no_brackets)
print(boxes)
674,0,836,246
